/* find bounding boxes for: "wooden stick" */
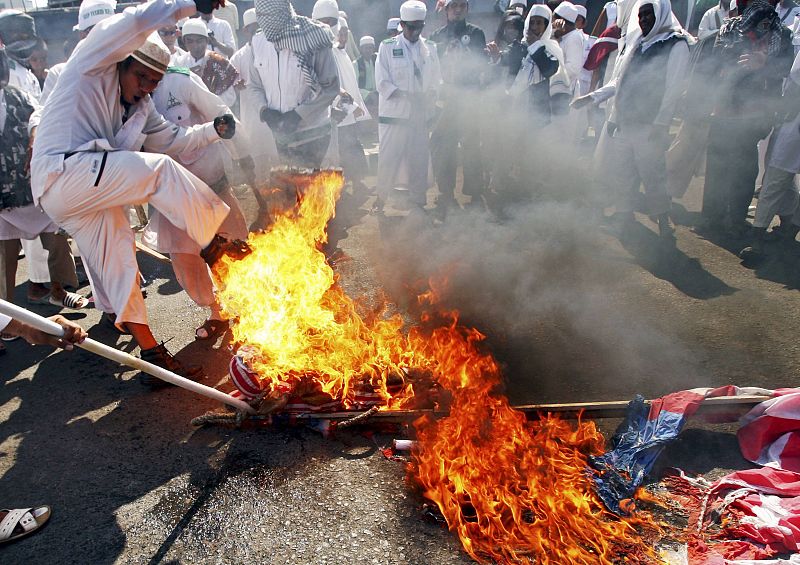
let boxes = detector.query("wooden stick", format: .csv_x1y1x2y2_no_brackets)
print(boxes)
277,394,773,423
0,299,255,415
135,241,171,264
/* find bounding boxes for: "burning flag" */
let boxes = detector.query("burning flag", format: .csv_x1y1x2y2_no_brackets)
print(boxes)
213,169,662,563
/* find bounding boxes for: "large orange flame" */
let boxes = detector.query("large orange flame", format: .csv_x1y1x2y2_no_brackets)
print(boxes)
214,170,661,562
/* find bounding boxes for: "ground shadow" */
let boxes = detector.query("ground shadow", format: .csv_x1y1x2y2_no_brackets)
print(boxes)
618,221,737,300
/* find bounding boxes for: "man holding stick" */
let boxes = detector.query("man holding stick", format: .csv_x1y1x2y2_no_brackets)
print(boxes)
30,0,251,383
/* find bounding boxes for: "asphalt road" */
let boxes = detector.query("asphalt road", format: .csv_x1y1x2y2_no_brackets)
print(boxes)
2,168,798,564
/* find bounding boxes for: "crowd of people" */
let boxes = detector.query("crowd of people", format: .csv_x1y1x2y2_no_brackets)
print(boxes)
1,0,800,544
0,0,799,368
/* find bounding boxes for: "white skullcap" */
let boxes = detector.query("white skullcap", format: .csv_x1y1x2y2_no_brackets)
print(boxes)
554,1,579,23
131,31,170,74
338,16,348,28
74,0,116,32
359,35,375,46
387,17,402,30
181,18,208,37
574,4,587,18
243,7,257,27
400,0,427,21
339,9,348,19
312,0,340,20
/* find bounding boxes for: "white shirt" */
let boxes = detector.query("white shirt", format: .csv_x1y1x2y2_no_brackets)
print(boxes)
331,46,370,126
151,70,247,183
0,312,10,331
31,0,218,204
768,51,800,172
169,45,187,66
230,43,251,84
778,3,800,26
375,34,441,120
39,61,65,105
204,15,236,54
558,29,586,94
698,5,727,40
214,1,238,31
8,59,41,100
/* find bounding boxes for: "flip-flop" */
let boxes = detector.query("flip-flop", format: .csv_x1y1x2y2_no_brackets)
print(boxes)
49,292,89,310
195,318,229,341
1,333,20,342
0,506,51,544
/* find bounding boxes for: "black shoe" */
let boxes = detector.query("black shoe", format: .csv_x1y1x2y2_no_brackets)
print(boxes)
139,343,203,388
200,234,252,268
657,213,675,238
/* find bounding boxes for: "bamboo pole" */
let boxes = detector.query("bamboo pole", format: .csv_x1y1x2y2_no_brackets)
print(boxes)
0,300,255,415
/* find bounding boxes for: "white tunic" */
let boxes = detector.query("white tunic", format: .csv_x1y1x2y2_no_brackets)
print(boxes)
8,60,41,100
558,28,585,96
331,46,370,126
698,5,727,40
768,52,800,173
0,311,10,330
205,15,237,53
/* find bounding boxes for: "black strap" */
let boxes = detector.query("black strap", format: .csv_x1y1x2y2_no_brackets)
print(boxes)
93,151,108,187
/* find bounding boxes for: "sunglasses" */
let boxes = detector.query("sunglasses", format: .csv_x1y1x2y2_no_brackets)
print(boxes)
403,22,425,31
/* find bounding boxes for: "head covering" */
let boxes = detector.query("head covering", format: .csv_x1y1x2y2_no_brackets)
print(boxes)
387,17,402,31
719,0,787,54
243,8,258,27
554,1,579,22
131,31,170,74
0,10,35,41
524,3,553,39
74,0,116,32
312,0,339,20
359,35,375,46
575,4,587,19
338,16,348,29
181,18,209,37
255,0,334,90
0,11,38,63
0,47,9,88
338,9,348,19
400,0,427,21
635,0,687,51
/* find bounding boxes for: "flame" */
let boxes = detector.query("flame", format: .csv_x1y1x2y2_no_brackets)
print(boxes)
214,169,661,562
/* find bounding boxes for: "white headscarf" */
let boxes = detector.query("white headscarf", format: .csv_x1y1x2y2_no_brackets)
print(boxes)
512,5,569,94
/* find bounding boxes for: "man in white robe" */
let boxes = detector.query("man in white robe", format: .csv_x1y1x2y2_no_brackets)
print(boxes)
30,0,248,381
698,0,730,38
198,9,236,56
148,68,250,338
172,18,239,106
375,0,441,211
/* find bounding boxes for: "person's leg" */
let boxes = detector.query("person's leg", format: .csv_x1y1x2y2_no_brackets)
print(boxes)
376,122,408,207
338,125,368,185
41,151,229,252
39,232,80,304
753,166,797,229
728,129,762,229
460,118,485,203
632,128,672,235
701,120,730,226
0,239,21,302
430,108,458,206
407,118,432,210
21,238,51,300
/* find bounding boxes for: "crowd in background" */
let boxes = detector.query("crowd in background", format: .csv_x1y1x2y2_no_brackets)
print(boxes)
1,0,800,365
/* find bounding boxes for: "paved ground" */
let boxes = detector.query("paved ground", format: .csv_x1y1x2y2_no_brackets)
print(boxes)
1,168,799,564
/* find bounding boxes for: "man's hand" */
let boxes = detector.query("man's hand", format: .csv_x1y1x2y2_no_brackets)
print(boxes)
552,18,567,39
261,107,283,129
279,110,302,134
570,95,594,110
214,114,236,139
195,0,224,15
486,41,501,62
738,52,767,71
10,315,88,350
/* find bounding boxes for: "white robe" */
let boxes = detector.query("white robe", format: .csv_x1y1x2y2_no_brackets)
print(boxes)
375,34,441,205
31,0,230,326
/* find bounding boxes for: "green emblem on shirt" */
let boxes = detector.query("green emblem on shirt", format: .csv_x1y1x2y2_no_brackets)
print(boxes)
392,48,404,58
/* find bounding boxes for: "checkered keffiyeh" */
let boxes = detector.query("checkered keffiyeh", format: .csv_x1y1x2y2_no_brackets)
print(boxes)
718,0,789,56
255,0,333,91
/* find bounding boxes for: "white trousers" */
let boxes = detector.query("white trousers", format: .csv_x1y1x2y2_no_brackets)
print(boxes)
753,166,800,228
40,150,229,326
377,118,431,207
21,239,50,283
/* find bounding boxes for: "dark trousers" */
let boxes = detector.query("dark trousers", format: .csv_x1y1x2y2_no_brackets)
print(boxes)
702,119,765,225
278,134,331,169
337,124,367,183
430,101,484,202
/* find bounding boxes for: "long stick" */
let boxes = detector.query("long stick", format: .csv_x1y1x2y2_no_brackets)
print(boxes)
0,300,255,414
279,394,773,422
135,241,171,264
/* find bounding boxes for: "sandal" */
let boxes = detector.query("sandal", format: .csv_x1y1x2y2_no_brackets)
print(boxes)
1,333,20,342
49,292,89,310
195,318,229,341
0,506,51,544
